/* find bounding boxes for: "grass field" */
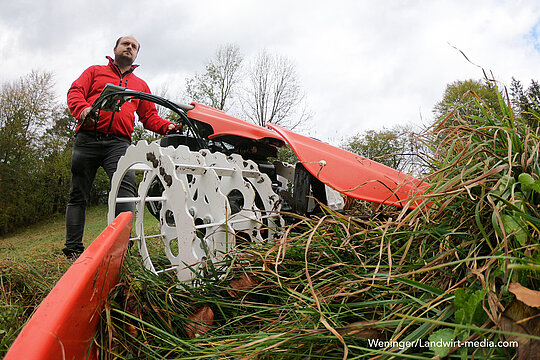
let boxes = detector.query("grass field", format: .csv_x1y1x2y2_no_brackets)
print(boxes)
0,205,111,354
0,205,109,261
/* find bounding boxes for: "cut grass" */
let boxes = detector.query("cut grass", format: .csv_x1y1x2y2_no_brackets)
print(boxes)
91,86,539,359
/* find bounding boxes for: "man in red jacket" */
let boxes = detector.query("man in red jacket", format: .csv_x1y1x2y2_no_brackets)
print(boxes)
63,35,176,258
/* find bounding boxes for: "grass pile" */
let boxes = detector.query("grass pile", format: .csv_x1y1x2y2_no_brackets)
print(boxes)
94,87,540,359
0,257,72,353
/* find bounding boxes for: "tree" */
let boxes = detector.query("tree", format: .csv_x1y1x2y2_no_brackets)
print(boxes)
241,50,311,130
133,83,172,144
38,108,77,157
0,70,62,234
182,45,312,131
510,77,540,127
342,125,424,175
185,44,243,111
0,71,58,165
35,108,78,212
433,79,502,123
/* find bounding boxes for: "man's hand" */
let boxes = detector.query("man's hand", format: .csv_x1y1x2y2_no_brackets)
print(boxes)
79,107,95,126
166,124,183,134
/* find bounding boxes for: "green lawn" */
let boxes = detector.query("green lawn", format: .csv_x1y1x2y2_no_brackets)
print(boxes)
0,205,115,355
0,205,109,261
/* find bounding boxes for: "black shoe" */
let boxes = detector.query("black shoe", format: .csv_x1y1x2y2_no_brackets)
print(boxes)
62,247,84,260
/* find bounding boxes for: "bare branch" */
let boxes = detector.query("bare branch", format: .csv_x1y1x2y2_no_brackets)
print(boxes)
185,44,243,111
242,50,311,130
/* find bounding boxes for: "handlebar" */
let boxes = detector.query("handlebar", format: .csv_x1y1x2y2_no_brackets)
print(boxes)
79,84,205,149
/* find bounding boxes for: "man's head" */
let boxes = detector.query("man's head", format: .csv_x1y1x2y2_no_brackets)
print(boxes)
113,36,140,68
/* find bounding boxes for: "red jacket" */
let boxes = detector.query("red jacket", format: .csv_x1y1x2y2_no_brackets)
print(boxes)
67,56,172,139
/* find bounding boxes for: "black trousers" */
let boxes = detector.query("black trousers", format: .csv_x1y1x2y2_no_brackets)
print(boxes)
64,131,136,251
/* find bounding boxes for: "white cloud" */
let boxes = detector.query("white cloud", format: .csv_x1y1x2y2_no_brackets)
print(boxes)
1,0,539,143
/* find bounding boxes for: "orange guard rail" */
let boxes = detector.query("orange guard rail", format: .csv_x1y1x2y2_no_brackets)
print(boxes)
5,212,133,360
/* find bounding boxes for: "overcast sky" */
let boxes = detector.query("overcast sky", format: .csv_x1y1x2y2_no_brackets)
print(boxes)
1,0,539,144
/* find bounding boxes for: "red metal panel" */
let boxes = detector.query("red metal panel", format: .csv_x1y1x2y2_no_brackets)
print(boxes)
187,103,285,145
5,212,133,360
267,124,429,209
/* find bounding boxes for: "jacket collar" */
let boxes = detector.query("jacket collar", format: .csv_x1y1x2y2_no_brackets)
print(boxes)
106,56,139,76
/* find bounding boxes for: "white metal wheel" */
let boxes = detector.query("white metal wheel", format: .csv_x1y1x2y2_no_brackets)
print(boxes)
109,141,284,283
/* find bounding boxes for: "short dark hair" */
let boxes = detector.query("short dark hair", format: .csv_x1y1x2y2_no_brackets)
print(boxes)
115,36,140,51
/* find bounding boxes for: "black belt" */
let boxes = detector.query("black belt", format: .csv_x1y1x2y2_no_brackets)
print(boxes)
78,130,131,143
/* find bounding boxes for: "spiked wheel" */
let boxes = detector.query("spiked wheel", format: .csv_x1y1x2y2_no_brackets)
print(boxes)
226,153,284,240
108,141,283,282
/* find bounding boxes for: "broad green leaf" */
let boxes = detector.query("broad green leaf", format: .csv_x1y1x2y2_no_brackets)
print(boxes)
454,289,468,310
518,172,540,193
454,289,487,325
454,308,466,324
502,214,527,246
518,173,534,191
428,328,454,358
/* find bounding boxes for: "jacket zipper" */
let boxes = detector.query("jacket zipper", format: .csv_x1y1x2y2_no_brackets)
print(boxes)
106,63,134,135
